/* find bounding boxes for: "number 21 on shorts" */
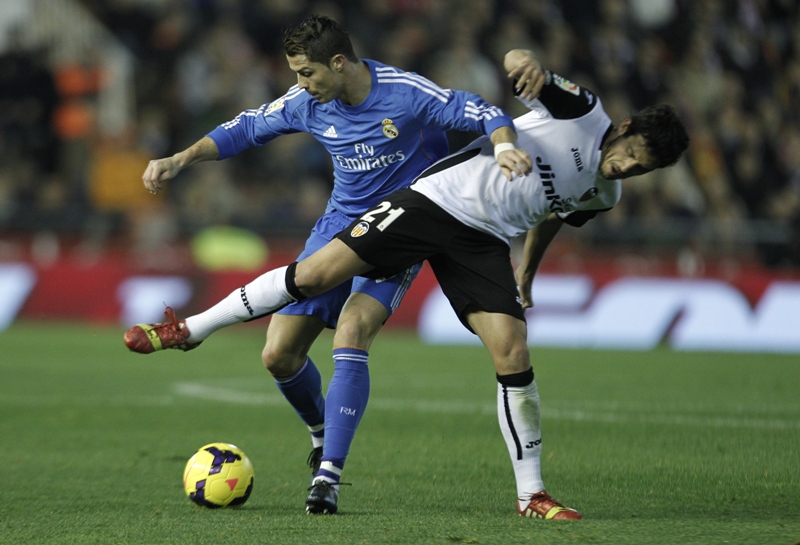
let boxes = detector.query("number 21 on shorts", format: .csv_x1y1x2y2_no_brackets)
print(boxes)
360,201,405,231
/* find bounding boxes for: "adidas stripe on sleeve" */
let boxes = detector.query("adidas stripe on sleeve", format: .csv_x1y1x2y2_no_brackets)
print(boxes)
375,66,513,136
207,86,309,160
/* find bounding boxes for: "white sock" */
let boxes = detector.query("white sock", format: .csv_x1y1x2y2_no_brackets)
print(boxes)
308,423,325,449
497,379,545,500
314,462,342,489
184,266,294,342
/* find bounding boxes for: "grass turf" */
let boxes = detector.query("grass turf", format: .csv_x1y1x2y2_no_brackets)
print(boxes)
0,322,798,544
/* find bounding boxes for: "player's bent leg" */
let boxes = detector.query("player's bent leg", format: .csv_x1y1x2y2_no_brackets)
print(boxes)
263,314,327,376
466,311,581,520
264,314,328,476
310,287,404,514
466,310,531,375
125,264,300,353
316,293,388,482
124,240,371,354
293,239,374,297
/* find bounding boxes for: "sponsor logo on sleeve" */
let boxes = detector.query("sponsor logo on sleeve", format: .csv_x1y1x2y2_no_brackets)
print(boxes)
553,74,579,96
264,97,285,115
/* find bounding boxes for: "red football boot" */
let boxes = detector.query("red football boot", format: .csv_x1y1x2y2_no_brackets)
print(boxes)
124,306,201,353
518,491,582,520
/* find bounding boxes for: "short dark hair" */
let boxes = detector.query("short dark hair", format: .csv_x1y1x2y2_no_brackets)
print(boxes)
283,15,358,65
626,104,690,169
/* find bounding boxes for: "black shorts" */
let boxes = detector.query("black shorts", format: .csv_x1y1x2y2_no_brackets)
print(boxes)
335,188,525,330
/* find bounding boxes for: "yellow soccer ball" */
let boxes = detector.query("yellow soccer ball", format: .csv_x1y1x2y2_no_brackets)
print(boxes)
183,443,255,508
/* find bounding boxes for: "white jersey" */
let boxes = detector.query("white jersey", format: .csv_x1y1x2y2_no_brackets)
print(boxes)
411,71,620,245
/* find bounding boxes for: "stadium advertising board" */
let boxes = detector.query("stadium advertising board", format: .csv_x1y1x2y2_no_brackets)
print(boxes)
2,251,799,353
419,274,800,353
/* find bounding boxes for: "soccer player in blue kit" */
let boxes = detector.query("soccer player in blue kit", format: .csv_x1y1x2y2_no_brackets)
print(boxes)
130,47,688,519
129,16,532,514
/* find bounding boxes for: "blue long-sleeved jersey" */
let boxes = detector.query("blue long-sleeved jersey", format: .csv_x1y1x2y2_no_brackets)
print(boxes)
207,59,514,217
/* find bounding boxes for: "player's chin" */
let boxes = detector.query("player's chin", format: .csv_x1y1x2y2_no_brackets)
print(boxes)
599,167,616,180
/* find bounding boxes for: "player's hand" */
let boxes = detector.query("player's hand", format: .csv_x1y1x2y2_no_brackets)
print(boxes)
515,266,534,309
498,148,533,181
506,51,545,100
142,157,182,195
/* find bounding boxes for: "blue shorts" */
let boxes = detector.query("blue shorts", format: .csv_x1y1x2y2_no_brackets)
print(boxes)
276,208,421,328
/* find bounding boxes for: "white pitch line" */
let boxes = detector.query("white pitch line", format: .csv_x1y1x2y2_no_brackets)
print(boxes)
3,382,798,431
0,394,175,406
542,408,800,430
554,398,800,415
173,383,800,430
173,382,288,407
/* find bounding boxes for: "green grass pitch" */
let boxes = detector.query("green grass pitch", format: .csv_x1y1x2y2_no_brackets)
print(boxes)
1,322,798,544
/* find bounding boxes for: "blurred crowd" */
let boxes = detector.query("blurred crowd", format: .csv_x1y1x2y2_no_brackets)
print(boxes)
1,0,799,266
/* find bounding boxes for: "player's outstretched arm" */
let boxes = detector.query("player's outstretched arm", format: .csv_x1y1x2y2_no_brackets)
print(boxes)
490,126,533,181
505,49,546,101
515,214,562,309
142,136,220,195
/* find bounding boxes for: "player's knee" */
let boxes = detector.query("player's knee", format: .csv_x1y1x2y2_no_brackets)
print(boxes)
261,344,304,376
260,345,279,371
293,271,322,297
293,264,331,297
333,320,373,350
333,295,388,350
334,313,382,351
492,342,531,375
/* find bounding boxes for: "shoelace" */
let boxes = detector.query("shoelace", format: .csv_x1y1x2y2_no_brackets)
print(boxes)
307,481,352,492
307,447,322,470
163,306,180,327
524,493,575,513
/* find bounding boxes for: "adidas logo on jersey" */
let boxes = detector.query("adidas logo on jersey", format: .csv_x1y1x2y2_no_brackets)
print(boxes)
323,125,338,138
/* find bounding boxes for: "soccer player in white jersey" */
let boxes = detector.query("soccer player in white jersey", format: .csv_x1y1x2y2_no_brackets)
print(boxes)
127,48,689,519
126,16,531,514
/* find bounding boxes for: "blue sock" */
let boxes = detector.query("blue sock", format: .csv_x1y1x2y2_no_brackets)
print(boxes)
316,348,370,483
274,358,325,444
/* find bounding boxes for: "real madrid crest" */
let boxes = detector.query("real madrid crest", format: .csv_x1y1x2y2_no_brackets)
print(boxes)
382,118,399,139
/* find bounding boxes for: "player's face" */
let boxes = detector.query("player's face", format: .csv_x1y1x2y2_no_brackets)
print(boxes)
286,54,344,103
599,129,656,180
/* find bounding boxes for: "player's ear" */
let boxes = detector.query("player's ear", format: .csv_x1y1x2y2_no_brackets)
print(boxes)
618,118,633,135
329,54,346,72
